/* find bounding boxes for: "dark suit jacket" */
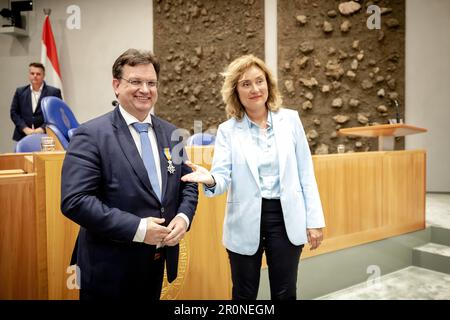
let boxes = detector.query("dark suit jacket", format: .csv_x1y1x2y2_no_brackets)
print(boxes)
61,107,198,298
10,82,62,141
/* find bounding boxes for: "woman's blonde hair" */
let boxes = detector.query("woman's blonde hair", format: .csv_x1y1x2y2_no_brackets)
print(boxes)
221,54,282,120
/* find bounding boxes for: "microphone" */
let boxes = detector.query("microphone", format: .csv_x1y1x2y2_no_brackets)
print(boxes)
112,100,119,107
393,99,401,124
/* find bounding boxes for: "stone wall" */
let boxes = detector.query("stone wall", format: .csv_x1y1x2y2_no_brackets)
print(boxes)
154,0,405,153
278,0,405,153
154,0,264,134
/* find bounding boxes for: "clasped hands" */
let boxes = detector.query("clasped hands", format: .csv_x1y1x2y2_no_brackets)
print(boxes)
141,160,210,247
143,216,187,247
23,127,45,135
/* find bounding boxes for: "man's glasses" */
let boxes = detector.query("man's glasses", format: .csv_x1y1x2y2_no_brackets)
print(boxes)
120,77,158,88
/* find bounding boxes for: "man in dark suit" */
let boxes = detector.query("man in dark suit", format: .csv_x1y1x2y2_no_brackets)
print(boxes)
10,62,62,141
61,49,198,300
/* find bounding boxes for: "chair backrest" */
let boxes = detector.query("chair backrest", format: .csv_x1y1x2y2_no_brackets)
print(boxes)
67,128,77,139
41,97,79,149
15,133,48,153
186,133,216,146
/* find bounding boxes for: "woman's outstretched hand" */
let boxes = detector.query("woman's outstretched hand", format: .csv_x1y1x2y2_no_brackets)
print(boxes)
181,160,215,186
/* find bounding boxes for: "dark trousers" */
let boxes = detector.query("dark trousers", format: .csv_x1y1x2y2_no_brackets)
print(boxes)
80,251,165,301
227,198,303,300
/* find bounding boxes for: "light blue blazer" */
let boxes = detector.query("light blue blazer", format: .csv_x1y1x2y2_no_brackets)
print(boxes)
204,108,325,255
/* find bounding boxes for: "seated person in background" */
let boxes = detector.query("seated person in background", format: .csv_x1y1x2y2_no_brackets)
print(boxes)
10,62,62,141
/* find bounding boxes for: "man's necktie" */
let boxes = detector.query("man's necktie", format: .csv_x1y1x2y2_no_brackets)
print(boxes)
132,122,161,201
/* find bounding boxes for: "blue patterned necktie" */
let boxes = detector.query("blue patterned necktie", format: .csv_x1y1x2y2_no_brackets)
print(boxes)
132,122,161,201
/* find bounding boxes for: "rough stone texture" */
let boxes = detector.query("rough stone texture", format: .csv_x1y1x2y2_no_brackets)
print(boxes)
154,0,264,134
338,1,362,16
154,0,405,153
278,0,405,152
315,143,330,155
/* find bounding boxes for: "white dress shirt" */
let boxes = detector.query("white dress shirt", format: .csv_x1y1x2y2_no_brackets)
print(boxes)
30,83,44,113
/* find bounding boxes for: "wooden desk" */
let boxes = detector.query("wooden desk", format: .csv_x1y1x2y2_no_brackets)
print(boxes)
0,169,25,175
0,148,426,299
339,124,427,150
0,152,77,300
34,152,79,299
0,153,32,171
0,153,38,299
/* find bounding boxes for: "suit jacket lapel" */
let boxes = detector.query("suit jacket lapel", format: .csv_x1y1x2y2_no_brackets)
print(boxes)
112,108,159,200
24,88,32,113
36,83,48,114
236,120,260,189
272,111,288,182
151,116,169,202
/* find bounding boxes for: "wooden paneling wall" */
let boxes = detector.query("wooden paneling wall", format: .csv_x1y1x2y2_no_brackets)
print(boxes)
302,150,426,258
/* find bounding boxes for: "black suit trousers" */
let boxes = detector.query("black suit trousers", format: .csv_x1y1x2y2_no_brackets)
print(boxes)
227,198,303,300
80,251,165,301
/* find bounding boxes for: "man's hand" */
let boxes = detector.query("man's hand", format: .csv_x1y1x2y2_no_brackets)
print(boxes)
162,216,188,247
34,127,45,134
23,127,34,135
143,217,170,245
307,228,323,250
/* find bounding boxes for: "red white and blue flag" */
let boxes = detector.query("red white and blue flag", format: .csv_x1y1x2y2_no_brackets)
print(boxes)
41,15,63,97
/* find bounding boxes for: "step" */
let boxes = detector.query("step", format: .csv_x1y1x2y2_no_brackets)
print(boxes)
412,242,450,274
431,226,450,246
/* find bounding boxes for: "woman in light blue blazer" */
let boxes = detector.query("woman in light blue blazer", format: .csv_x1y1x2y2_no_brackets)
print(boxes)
182,54,325,300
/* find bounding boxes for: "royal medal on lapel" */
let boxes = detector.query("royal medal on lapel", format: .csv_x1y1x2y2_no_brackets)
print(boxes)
164,147,176,174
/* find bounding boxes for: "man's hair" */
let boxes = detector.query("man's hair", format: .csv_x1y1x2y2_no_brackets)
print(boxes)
29,62,45,73
221,54,282,120
112,49,160,79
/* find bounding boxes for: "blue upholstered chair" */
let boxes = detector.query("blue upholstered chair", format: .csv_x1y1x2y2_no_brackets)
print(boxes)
186,133,216,146
14,133,48,152
41,97,79,150
67,128,77,139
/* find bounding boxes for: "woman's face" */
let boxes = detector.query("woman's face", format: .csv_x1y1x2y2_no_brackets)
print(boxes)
236,65,269,113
